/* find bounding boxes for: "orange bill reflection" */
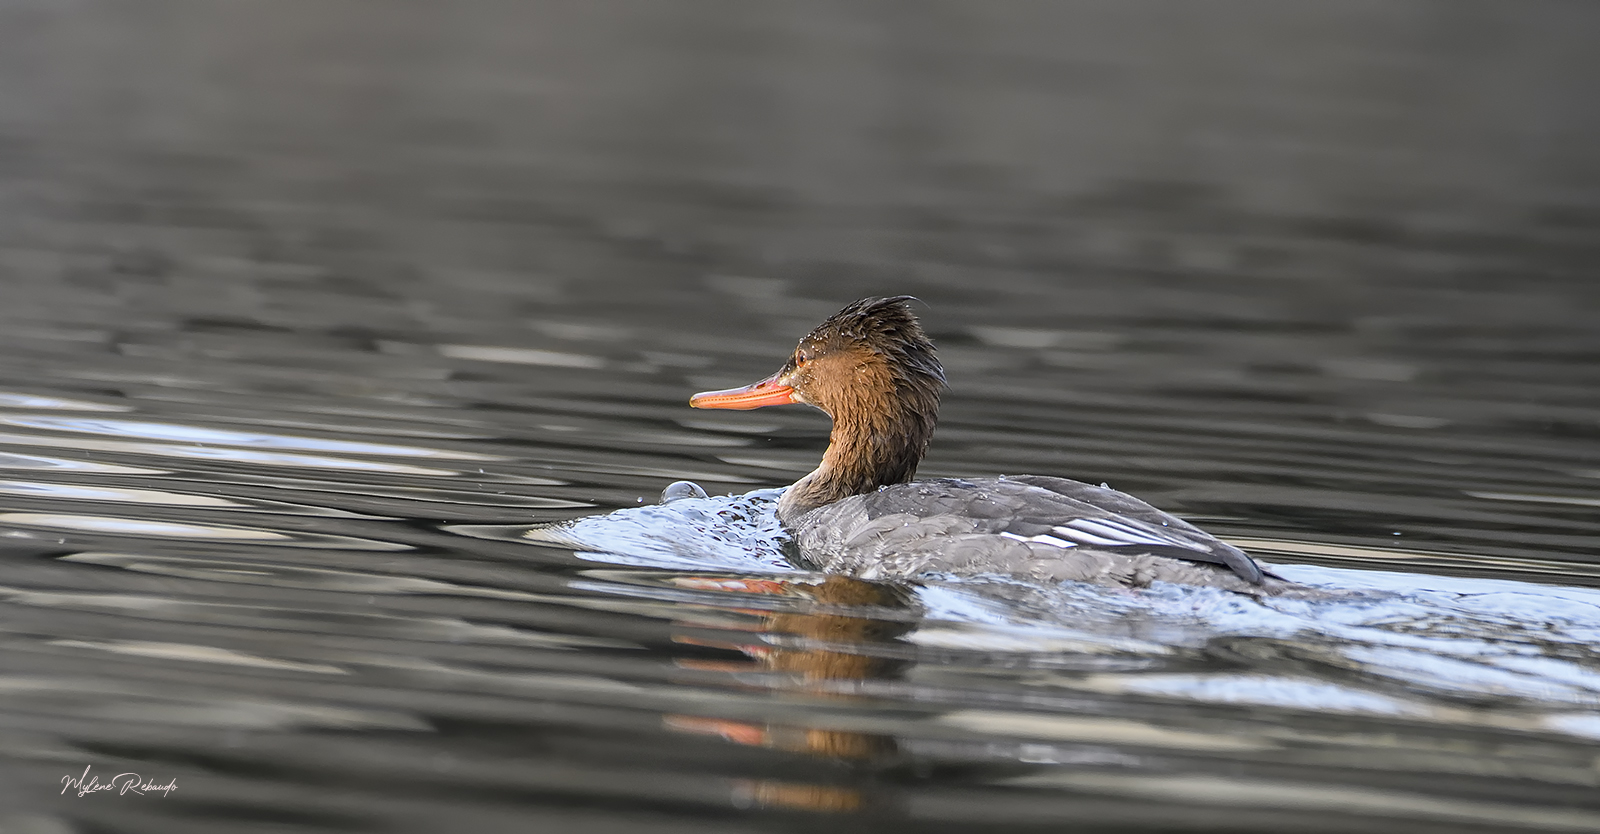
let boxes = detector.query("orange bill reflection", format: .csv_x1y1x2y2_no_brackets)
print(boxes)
663,575,913,813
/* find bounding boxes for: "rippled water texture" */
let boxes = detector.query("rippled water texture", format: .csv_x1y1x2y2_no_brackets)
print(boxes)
2,2,1599,832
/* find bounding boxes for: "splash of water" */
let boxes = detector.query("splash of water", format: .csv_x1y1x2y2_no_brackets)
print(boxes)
545,488,1600,733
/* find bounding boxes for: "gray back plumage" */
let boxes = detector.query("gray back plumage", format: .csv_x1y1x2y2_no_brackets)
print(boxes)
791,475,1269,590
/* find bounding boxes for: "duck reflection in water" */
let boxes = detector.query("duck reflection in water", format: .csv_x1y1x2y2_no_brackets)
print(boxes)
663,573,914,814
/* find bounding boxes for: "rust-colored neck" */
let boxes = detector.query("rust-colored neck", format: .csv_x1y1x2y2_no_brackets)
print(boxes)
777,385,937,524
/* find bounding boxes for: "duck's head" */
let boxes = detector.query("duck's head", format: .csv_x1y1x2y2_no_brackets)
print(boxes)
691,296,944,422
692,297,946,518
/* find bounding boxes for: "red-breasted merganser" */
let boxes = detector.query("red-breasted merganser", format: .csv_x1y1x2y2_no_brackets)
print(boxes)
690,297,1279,592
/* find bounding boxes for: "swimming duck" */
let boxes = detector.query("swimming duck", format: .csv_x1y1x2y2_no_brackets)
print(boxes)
691,297,1279,593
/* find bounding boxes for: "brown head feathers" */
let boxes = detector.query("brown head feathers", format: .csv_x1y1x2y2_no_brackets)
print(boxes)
776,297,946,521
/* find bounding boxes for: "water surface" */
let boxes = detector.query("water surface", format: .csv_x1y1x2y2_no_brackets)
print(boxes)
2,2,1599,832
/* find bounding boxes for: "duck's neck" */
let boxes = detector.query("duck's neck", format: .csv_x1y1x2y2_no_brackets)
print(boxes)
777,402,935,524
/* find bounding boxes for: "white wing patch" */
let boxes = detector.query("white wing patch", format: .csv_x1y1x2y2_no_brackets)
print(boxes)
1004,518,1209,553
1000,531,1077,548
1002,531,1070,547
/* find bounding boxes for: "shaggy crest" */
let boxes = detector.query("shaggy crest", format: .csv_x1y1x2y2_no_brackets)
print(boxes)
795,296,945,388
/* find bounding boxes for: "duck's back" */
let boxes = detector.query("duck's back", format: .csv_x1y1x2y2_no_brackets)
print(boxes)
789,475,1271,591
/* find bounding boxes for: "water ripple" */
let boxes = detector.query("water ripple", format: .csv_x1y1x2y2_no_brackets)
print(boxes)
6,514,409,549
0,479,389,517
0,415,500,459
0,431,464,475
